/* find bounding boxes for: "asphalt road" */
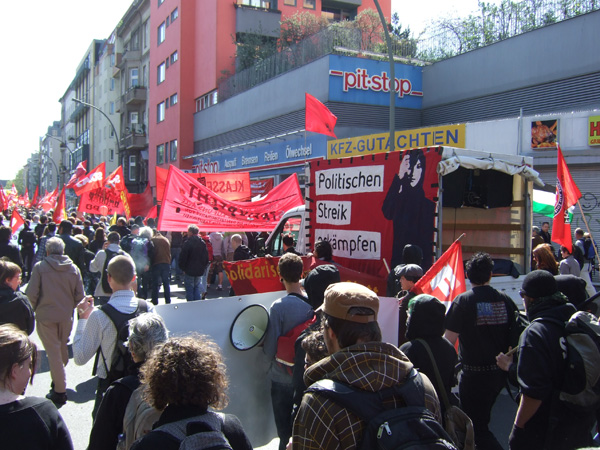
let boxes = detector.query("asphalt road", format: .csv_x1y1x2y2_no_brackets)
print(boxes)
24,276,518,450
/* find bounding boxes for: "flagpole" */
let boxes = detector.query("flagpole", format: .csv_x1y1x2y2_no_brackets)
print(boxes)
576,200,600,262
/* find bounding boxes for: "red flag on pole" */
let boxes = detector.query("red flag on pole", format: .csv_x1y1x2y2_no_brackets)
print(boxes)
105,166,126,191
52,188,68,224
552,144,582,249
31,186,39,208
65,161,88,189
10,209,24,234
413,240,467,308
73,162,105,196
305,93,337,138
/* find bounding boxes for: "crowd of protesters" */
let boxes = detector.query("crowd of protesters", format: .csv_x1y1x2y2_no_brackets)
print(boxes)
0,209,599,450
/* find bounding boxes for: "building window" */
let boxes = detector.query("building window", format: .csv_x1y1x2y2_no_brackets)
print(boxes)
157,62,166,84
128,155,137,182
158,0,164,6
130,112,139,124
109,102,115,114
158,22,166,45
171,8,179,22
109,149,114,162
157,144,165,164
110,78,115,91
143,20,149,49
170,51,178,64
194,90,218,112
142,65,147,87
110,53,115,67
170,93,178,106
157,102,165,122
170,139,178,161
303,0,315,9
130,68,139,88
284,0,296,4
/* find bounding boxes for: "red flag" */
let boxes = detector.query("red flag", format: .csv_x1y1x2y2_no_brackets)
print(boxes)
552,144,582,248
73,162,105,196
65,161,88,189
127,184,155,218
145,205,158,223
10,209,24,234
155,166,169,204
413,240,466,308
52,188,68,224
305,93,337,138
41,188,58,213
0,189,6,211
105,166,126,191
31,186,39,208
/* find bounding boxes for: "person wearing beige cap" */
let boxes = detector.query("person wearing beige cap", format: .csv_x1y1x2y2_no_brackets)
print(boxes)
291,282,442,450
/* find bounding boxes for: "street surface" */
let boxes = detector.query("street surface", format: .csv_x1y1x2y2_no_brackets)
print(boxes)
24,276,518,450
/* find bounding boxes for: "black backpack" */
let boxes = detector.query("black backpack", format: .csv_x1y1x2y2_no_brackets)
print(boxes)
157,411,232,450
306,369,457,449
101,249,127,293
97,300,148,383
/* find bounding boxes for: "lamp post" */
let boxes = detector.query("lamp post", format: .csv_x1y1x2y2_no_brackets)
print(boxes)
72,98,120,160
44,134,75,188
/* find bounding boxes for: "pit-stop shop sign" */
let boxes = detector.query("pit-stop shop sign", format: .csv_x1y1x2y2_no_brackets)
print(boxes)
328,54,423,109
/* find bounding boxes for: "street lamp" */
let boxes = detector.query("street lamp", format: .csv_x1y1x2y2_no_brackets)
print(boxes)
44,134,76,188
72,98,120,158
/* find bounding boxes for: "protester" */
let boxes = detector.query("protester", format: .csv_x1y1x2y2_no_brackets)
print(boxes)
386,243,423,297
109,217,131,239
554,274,588,310
558,245,581,276
57,220,85,274
167,231,183,283
503,270,596,449
0,226,22,269
18,220,36,282
574,228,597,297
89,227,107,254
0,324,74,450
292,282,442,449
532,244,559,275
119,225,138,254
231,233,253,261
395,263,423,346
89,231,127,305
75,234,97,296
150,229,171,305
179,225,209,301
539,221,551,244
26,237,85,407
129,227,153,300
0,260,34,335
35,222,57,263
34,215,47,241
208,231,225,290
282,233,301,256
263,253,312,450
400,294,458,419
313,239,334,263
88,313,168,450
73,255,154,419
445,252,517,450
130,335,253,450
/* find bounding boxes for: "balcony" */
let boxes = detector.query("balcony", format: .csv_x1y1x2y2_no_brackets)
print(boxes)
235,3,281,38
322,0,361,7
112,53,122,77
117,47,141,70
123,86,147,106
122,123,147,150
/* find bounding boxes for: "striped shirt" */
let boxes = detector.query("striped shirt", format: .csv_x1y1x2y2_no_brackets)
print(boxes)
73,290,154,378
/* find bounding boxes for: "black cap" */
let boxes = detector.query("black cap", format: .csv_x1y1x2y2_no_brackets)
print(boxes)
521,270,557,298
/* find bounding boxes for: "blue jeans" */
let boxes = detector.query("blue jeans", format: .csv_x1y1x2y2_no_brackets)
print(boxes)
199,266,209,295
271,381,294,450
152,263,171,305
171,247,182,279
184,274,202,301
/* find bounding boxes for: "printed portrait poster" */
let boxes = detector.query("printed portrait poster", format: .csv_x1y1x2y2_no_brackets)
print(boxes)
531,119,558,149
308,148,442,278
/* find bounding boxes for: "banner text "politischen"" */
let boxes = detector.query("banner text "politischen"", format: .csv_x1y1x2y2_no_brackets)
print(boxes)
315,166,384,195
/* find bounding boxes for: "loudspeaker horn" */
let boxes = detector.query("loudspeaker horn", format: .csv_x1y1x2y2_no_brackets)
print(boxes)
230,304,270,351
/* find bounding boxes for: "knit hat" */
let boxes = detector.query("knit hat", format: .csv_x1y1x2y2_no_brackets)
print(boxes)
318,282,379,323
521,270,557,298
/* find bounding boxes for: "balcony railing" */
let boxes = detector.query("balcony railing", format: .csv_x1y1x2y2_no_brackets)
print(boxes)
123,86,147,105
122,123,147,150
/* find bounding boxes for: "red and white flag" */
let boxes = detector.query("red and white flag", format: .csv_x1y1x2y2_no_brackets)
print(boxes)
105,166,126,191
10,209,24,234
65,161,88,189
413,240,466,309
552,144,581,249
73,162,105,196
305,93,337,138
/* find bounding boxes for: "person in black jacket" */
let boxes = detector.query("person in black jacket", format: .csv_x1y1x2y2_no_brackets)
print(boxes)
178,224,209,301
18,220,36,281
57,220,85,274
0,324,73,450
0,260,34,335
0,226,22,269
88,313,168,450
130,335,252,450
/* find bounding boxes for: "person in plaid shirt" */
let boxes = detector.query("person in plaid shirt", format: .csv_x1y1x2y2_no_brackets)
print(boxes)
292,282,441,450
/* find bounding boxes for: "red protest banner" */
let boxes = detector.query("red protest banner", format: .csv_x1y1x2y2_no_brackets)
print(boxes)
308,148,442,278
73,162,106,196
127,184,154,218
224,256,386,296
156,166,168,204
251,178,274,197
157,165,303,232
77,187,125,216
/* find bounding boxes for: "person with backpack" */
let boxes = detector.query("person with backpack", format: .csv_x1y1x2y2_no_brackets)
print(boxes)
90,231,128,306
263,253,313,450
508,270,596,450
292,282,445,450
73,255,154,419
129,227,153,300
88,313,168,450
129,335,253,450
574,228,597,297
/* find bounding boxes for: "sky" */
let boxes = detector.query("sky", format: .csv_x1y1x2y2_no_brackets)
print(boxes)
1,0,489,183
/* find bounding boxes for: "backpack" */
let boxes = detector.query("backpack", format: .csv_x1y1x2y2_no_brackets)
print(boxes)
583,238,597,261
129,237,150,273
535,311,600,412
276,307,316,375
97,300,149,384
201,236,214,262
116,377,161,450
156,411,232,450
505,298,529,350
101,249,127,293
306,369,458,450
